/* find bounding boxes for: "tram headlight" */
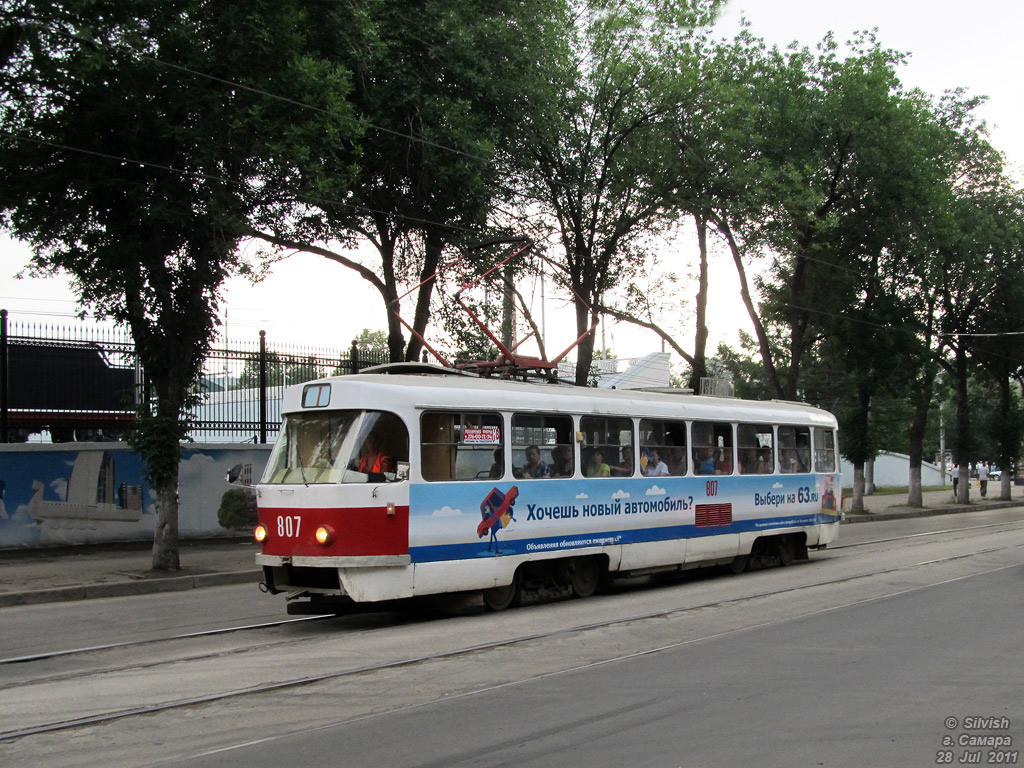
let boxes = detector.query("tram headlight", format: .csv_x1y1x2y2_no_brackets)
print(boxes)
315,525,335,546
254,524,268,543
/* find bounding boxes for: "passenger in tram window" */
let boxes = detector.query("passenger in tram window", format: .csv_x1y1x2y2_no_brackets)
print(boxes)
757,450,773,474
695,447,717,475
717,449,733,475
489,448,503,479
358,431,394,474
740,448,758,474
780,448,800,474
522,444,551,478
667,445,686,475
584,448,611,478
796,435,811,472
550,444,573,477
643,447,669,477
611,445,634,476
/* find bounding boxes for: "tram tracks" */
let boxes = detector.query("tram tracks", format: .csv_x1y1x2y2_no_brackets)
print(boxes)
3,519,1015,668
3,524,1022,745
0,615,331,666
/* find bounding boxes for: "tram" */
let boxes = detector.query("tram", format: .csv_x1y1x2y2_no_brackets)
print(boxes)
252,363,841,613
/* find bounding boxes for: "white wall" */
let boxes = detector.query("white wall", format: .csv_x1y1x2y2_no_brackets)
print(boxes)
839,451,946,489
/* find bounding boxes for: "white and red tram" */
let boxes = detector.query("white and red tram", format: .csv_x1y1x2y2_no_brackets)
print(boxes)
253,364,841,612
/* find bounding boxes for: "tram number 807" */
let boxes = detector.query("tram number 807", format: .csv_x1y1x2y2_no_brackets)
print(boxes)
277,515,301,538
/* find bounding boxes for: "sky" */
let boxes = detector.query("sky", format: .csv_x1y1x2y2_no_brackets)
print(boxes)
1,0,1021,362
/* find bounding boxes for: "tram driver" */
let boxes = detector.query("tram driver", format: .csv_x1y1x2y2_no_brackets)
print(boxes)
358,431,394,475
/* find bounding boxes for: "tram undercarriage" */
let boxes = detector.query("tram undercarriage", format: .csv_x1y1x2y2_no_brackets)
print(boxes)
263,531,817,615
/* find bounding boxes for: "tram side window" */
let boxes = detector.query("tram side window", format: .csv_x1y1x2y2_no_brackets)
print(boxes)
814,428,837,472
580,416,633,478
511,413,574,478
639,419,687,476
692,421,734,475
738,424,774,475
778,425,811,473
420,411,503,481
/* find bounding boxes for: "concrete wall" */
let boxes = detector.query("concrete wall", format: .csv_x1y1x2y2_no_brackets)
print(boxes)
839,451,946,489
0,442,272,549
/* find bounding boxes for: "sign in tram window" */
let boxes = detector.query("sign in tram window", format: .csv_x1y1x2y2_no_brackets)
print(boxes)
638,419,687,476
738,424,774,475
692,421,734,475
421,411,503,481
814,429,837,472
778,425,811,473
580,416,633,479
511,414,573,479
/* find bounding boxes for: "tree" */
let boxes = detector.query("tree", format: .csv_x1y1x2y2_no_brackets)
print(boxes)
681,32,941,408
0,1,359,569
515,1,723,386
252,0,567,365
937,178,1024,502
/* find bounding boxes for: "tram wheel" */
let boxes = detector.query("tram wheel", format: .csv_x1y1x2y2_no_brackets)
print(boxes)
777,536,795,566
729,554,749,574
570,556,601,598
482,573,520,611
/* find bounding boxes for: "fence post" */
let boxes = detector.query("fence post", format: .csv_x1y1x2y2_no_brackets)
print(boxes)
349,339,358,374
259,330,267,444
1,309,7,443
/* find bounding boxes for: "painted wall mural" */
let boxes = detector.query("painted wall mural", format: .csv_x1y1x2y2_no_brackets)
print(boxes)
0,444,271,548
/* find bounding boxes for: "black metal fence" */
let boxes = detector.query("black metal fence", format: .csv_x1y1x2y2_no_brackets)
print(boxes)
0,309,388,443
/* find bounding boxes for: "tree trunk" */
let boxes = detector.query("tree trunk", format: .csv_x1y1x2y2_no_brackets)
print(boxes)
151,474,181,571
850,462,866,513
688,215,709,391
906,383,932,507
954,346,972,505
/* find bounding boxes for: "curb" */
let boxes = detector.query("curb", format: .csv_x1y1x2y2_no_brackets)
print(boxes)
0,569,262,608
842,500,1020,524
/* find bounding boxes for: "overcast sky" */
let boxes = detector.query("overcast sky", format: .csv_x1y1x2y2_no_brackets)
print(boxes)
2,0,1021,355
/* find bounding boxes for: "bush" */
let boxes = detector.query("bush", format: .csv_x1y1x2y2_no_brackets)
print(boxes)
218,488,256,530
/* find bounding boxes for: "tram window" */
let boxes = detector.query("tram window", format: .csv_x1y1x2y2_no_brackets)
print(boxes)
580,416,632,478
738,424,774,475
778,425,811,474
421,411,503,481
814,429,837,472
639,419,687,476
692,421,734,475
263,409,409,484
511,414,573,478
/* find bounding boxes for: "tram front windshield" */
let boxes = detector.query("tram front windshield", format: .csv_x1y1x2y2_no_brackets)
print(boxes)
263,409,408,484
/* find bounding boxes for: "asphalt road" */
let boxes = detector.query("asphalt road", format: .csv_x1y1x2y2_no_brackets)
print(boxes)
3,507,1022,768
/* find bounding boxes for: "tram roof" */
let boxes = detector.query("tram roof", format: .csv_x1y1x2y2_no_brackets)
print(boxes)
283,370,837,427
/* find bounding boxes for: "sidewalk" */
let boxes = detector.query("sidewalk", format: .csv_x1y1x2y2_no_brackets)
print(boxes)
0,488,1019,608
0,537,261,608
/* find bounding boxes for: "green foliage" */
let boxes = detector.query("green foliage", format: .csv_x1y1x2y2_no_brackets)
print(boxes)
355,329,389,356
708,336,774,401
514,2,722,384
218,488,256,530
0,0,361,566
